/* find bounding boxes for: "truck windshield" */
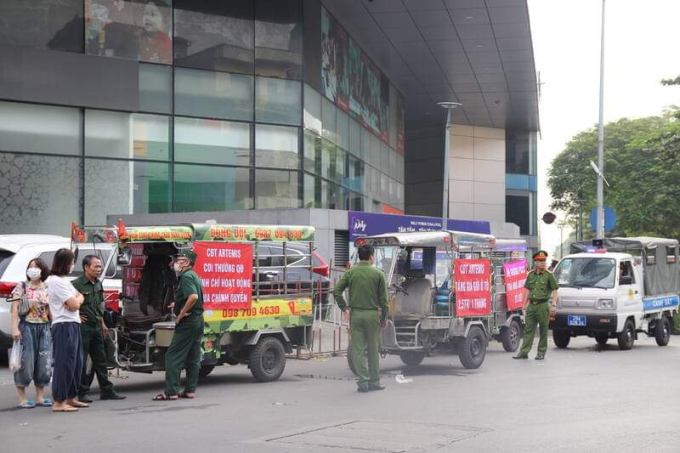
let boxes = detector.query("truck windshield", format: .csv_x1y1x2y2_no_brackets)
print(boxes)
554,257,616,289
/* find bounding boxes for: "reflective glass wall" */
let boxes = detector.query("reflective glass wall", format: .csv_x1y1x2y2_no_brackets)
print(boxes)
505,130,537,236
0,0,404,233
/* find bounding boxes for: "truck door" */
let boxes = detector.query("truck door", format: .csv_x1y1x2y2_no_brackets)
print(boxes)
617,260,641,315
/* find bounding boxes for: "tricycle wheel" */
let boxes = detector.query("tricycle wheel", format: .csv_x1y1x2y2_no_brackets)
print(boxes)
399,353,424,367
198,365,215,378
655,317,671,346
458,326,486,369
249,336,286,382
501,319,523,352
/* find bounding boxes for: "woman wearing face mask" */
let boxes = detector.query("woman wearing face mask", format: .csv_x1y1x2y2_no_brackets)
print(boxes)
10,258,52,408
46,249,87,413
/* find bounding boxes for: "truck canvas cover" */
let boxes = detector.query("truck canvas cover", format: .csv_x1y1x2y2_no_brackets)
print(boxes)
570,237,680,296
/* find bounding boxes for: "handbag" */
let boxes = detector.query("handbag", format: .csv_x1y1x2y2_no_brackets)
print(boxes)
14,282,30,317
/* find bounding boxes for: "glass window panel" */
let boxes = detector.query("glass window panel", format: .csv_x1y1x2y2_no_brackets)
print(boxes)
303,131,319,174
381,142,390,171
0,153,81,234
175,117,251,166
175,68,253,121
333,147,345,185
337,110,349,151
85,111,170,160
85,0,173,64
174,0,254,73
505,130,531,175
255,169,300,209
349,192,365,212
506,174,530,191
370,135,380,167
506,195,530,235
303,84,322,134
319,139,334,180
174,164,252,211
361,128,371,162
321,97,337,143
303,173,315,208
85,159,169,224
0,101,81,155
349,119,361,158
139,63,172,114
0,0,83,53
348,156,365,192
255,77,302,126
255,124,299,170
255,0,302,79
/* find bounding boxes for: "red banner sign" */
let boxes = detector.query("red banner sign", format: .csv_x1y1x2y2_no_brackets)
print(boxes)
454,259,491,316
503,260,528,311
193,242,253,310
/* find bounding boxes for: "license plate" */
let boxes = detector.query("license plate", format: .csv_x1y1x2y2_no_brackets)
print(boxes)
568,315,586,327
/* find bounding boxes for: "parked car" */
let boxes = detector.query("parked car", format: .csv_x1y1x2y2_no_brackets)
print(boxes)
0,235,120,352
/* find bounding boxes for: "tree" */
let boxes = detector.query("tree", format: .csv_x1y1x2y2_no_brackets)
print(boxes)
548,109,680,238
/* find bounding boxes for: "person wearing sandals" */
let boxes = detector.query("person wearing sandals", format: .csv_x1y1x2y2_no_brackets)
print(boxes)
10,258,53,409
153,250,204,401
47,249,88,413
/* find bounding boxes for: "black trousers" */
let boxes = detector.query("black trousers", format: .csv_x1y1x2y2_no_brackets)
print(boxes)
52,322,83,402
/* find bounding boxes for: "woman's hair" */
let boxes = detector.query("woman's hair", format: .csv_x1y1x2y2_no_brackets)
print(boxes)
51,248,75,277
26,258,50,282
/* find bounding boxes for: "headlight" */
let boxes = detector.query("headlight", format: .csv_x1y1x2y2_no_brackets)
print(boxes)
596,299,615,310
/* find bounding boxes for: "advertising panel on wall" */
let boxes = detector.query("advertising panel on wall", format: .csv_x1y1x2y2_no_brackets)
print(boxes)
85,0,173,64
348,211,491,242
321,6,402,146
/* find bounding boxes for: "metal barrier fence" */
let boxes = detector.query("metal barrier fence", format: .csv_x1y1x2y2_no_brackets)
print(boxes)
291,265,350,360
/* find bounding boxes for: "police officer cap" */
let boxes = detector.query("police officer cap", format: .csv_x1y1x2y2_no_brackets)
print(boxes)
176,250,197,263
532,250,548,261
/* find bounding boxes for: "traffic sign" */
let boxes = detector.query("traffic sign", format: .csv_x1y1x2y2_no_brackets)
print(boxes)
590,206,616,232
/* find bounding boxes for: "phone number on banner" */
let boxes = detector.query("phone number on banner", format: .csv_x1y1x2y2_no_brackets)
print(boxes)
205,298,313,321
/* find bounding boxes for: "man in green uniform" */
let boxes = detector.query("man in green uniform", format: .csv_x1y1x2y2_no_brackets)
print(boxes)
333,244,389,393
73,255,125,402
154,250,204,401
514,250,558,360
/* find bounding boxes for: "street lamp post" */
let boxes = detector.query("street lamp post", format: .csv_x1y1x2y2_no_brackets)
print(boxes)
596,0,606,239
437,101,463,231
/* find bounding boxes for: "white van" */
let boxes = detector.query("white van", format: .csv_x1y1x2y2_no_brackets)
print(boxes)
0,235,120,351
550,237,679,350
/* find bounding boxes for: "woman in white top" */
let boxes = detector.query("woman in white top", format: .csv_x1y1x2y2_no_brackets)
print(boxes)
47,249,88,413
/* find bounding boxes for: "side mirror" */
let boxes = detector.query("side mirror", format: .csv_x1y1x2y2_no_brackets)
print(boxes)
117,247,132,266
620,276,633,285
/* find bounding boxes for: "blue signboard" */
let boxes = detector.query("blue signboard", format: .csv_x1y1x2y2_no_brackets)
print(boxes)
348,211,490,242
589,205,617,232
642,295,679,312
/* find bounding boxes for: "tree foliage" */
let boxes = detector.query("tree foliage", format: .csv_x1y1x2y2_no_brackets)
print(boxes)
547,109,680,238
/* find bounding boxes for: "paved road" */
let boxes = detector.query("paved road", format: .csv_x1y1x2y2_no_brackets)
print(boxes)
1,336,679,452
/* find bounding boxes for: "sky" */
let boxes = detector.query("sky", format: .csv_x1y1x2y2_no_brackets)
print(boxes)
527,0,680,258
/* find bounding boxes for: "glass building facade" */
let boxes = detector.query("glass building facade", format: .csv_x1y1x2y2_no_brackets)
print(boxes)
505,130,538,236
0,0,404,234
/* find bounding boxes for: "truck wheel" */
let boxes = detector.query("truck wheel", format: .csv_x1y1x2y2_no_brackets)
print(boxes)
400,352,425,367
595,334,608,346
655,317,671,347
249,336,286,382
617,320,635,350
553,330,570,349
501,319,523,352
458,326,486,369
198,365,215,378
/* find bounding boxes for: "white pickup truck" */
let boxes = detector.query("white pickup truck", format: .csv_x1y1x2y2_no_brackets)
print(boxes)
550,237,679,350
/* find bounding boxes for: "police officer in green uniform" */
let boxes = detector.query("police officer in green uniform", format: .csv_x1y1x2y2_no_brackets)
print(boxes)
333,244,389,393
153,250,204,401
514,250,558,360
73,255,125,402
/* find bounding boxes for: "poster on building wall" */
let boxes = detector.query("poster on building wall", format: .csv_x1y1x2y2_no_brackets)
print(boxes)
503,260,528,311
193,242,253,311
396,94,405,155
322,7,393,144
85,0,172,64
321,8,349,112
454,259,491,317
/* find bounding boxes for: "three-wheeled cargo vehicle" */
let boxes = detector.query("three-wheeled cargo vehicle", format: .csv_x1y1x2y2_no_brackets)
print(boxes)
347,230,498,370
551,237,680,350
72,222,317,382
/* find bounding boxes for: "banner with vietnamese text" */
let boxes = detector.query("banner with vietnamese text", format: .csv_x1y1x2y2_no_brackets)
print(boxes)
194,242,253,311
454,259,491,316
503,260,528,311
